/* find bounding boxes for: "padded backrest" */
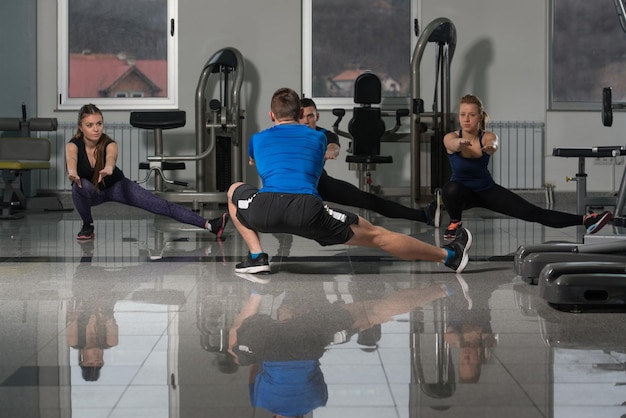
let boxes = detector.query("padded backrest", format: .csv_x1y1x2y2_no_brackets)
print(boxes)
0,137,51,161
353,72,382,105
348,72,385,156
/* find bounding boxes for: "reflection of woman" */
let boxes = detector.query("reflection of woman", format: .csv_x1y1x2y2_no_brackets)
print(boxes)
445,322,498,383
444,274,500,383
66,298,118,381
65,262,126,382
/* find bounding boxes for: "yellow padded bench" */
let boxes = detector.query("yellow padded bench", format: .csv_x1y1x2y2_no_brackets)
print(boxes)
0,137,52,219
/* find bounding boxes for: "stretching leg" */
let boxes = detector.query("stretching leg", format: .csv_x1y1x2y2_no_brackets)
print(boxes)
318,172,427,222
345,216,448,261
71,180,105,225
227,182,263,254
476,185,582,227
105,179,207,228
441,181,478,222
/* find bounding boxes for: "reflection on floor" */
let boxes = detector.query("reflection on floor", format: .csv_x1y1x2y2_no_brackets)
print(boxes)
1,201,625,417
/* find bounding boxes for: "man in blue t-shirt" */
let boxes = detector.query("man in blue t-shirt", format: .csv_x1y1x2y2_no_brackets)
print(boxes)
227,87,472,277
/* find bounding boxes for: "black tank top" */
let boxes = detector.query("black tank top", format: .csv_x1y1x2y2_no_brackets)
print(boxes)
70,137,125,188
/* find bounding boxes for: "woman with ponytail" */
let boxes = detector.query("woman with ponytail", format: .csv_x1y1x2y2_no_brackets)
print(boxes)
66,104,228,241
441,94,611,240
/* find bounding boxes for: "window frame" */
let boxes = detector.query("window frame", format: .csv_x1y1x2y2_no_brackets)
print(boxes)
301,0,420,110
57,0,178,110
549,0,626,111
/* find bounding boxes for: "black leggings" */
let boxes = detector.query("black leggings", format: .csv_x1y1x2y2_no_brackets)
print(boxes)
441,181,582,228
317,171,427,222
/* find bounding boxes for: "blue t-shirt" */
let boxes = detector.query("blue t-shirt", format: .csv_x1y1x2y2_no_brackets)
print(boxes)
250,360,328,417
447,130,495,191
249,124,326,198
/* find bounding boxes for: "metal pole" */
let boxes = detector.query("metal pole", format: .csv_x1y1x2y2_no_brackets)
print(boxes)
410,18,456,205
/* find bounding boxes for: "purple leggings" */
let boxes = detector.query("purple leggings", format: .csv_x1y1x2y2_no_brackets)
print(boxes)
71,178,206,228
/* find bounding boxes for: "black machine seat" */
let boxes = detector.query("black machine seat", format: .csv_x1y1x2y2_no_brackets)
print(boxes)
130,110,188,187
346,73,393,164
130,110,186,130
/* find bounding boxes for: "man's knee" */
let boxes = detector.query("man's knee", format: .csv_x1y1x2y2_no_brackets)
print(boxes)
349,216,381,244
227,182,245,200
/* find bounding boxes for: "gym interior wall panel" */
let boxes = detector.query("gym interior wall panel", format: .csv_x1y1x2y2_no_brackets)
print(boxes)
0,0,37,118
489,121,545,190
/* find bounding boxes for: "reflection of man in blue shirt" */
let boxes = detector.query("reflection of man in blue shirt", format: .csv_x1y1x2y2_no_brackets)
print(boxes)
228,280,454,417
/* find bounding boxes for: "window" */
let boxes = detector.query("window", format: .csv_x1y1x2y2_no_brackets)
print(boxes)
58,0,178,110
550,0,626,110
302,0,418,109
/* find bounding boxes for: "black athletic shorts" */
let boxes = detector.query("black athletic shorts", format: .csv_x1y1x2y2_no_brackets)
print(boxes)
232,183,358,246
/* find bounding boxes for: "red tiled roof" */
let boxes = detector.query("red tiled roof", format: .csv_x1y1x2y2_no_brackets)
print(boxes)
332,69,369,82
68,53,167,97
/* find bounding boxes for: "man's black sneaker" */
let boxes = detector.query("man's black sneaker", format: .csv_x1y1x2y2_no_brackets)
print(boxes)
583,210,612,234
443,227,472,273
235,252,271,274
209,212,229,240
77,224,94,241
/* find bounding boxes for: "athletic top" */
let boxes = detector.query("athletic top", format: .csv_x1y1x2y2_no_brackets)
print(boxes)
317,126,340,147
447,130,495,191
251,360,327,417
249,124,326,197
70,137,124,189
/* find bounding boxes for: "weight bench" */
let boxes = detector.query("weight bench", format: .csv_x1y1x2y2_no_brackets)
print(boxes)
552,146,626,224
0,137,53,219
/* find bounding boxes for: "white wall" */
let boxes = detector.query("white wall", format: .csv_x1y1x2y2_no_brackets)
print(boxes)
34,0,624,194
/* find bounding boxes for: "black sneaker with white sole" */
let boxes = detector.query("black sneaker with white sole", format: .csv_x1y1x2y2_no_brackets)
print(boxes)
443,227,472,273
235,252,271,274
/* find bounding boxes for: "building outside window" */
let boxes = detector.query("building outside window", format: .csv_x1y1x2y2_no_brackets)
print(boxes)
58,0,177,110
302,0,417,109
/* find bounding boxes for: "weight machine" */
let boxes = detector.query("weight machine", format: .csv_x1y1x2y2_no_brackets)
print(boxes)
131,47,245,208
410,17,457,203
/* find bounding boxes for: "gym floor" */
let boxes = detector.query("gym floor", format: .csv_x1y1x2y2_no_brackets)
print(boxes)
1,196,625,418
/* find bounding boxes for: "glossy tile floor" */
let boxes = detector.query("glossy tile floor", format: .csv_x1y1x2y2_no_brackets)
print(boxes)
1,196,625,418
